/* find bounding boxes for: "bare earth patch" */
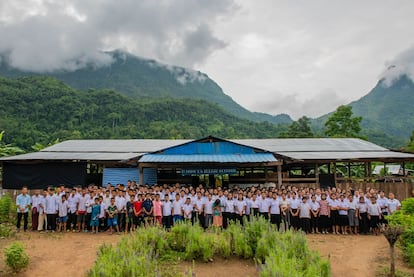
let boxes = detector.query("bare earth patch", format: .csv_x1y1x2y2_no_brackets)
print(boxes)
1,232,414,277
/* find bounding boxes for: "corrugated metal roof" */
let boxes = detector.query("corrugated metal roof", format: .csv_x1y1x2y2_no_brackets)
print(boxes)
139,153,277,163
232,138,387,152
42,139,189,153
0,151,142,161
276,151,414,161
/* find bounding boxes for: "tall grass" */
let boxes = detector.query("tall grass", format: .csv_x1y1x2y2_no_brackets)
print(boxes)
88,219,331,277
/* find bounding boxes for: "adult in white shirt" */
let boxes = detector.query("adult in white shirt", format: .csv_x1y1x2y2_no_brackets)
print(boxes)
162,195,173,230
67,188,79,231
77,189,89,232
45,188,58,231
289,193,301,230
172,194,183,223
234,194,246,225
269,193,281,230
37,189,47,231
31,189,42,231
204,194,214,228
258,193,270,220
223,193,235,229
367,196,382,235
387,193,401,215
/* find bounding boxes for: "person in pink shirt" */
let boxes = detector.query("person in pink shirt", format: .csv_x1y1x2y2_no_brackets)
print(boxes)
153,194,163,225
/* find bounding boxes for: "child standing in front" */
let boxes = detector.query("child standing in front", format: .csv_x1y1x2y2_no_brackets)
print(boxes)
90,198,101,234
299,196,311,234
57,194,69,232
106,198,120,235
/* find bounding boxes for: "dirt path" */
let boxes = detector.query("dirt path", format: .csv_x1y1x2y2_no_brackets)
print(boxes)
307,234,414,277
0,232,120,277
1,232,413,277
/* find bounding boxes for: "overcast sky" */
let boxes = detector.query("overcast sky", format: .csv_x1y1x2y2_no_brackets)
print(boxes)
1,1,414,119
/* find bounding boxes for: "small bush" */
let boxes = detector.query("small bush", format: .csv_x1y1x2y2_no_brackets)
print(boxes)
4,242,29,273
0,193,12,223
387,197,414,266
0,223,15,238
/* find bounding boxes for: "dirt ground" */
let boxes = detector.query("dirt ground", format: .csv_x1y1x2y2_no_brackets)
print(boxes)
1,232,414,277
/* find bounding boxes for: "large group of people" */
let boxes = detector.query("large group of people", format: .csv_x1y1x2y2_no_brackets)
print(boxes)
15,181,402,236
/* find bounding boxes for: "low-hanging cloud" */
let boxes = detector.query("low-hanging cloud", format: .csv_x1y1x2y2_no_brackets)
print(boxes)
249,89,346,119
0,0,236,72
380,45,414,86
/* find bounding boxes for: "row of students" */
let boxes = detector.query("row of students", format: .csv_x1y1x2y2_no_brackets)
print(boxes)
19,184,402,235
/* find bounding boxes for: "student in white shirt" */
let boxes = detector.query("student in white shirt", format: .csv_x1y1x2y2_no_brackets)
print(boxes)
338,195,349,235
77,189,89,232
31,189,42,231
45,188,59,232
67,188,79,232
280,194,290,231
204,194,214,228
225,193,237,227
182,198,193,221
309,195,320,234
269,193,281,230
357,196,369,235
57,194,69,232
258,193,270,220
172,194,183,223
367,196,382,236
299,196,311,234
250,194,260,217
162,195,173,230
387,193,401,215
347,195,358,235
234,194,246,225
37,189,47,232
289,193,301,231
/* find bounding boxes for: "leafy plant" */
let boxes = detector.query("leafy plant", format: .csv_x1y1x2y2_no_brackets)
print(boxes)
387,198,414,266
0,193,12,223
0,223,15,238
4,242,29,273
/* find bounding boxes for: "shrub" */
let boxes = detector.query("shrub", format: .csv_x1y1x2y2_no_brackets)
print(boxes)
0,223,15,238
0,193,12,223
4,242,29,273
387,197,414,266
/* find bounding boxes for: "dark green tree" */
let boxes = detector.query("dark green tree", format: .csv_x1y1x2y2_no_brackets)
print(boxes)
324,105,362,138
0,131,24,157
407,130,414,152
281,116,314,138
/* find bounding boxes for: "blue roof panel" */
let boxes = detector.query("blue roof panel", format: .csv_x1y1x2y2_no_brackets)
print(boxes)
139,153,277,163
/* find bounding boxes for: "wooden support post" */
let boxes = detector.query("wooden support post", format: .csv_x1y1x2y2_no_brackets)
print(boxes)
333,162,337,186
402,162,406,176
277,164,282,189
315,163,319,187
138,164,144,186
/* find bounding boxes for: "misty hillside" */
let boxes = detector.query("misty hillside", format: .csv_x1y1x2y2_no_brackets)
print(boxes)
0,50,292,125
313,75,414,148
0,76,286,150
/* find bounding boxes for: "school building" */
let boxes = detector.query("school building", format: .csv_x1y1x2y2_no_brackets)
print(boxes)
1,136,414,198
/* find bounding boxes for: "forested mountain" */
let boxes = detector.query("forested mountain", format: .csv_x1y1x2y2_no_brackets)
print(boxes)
313,75,414,148
0,50,292,125
0,76,286,150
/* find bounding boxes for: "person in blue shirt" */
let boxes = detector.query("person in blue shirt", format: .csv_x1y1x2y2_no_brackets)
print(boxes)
16,186,32,232
90,198,101,234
